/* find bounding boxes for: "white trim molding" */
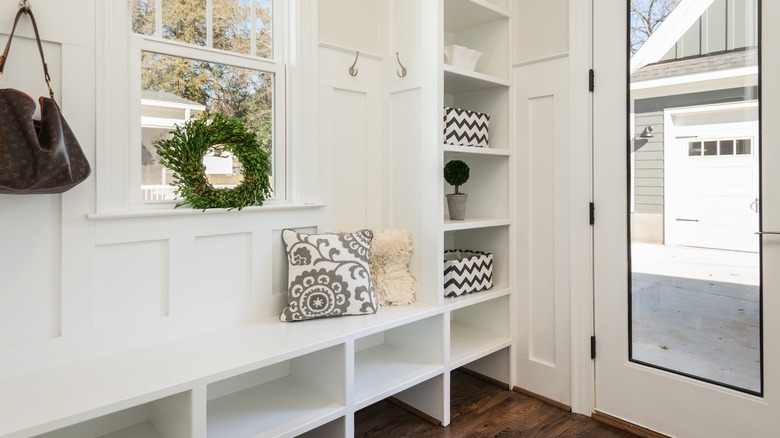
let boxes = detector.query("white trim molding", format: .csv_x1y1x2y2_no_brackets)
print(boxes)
569,0,595,417
630,0,716,73
631,66,758,100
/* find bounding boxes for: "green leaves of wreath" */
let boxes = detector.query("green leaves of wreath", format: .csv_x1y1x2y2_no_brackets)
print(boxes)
155,114,272,210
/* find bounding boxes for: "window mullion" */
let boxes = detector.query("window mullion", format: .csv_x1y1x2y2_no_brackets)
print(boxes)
274,0,283,63
155,0,162,38
251,0,257,57
141,37,283,73
206,0,213,47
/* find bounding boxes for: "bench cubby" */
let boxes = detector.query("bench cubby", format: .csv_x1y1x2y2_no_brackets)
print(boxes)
353,315,445,410
35,392,191,438
206,344,346,438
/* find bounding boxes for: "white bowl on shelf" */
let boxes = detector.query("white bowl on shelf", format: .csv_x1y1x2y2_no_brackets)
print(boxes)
443,45,482,72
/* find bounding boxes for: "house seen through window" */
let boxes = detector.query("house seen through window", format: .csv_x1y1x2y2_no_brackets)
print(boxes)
130,0,280,203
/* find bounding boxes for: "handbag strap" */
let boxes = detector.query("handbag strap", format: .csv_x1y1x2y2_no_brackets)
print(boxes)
0,6,55,99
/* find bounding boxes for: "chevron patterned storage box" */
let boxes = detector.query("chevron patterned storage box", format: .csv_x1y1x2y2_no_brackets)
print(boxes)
443,107,490,147
443,250,494,298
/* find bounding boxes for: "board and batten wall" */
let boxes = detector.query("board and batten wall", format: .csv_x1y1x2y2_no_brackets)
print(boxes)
0,0,585,413
317,0,441,306
320,0,582,408
0,0,438,379
0,0,326,378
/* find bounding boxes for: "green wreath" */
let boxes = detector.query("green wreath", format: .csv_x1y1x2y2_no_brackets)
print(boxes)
155,113,273,210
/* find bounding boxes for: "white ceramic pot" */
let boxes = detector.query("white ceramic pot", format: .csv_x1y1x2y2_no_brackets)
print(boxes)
443,45,482,71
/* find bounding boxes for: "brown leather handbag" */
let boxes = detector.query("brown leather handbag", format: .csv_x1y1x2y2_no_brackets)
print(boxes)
0,6,90,194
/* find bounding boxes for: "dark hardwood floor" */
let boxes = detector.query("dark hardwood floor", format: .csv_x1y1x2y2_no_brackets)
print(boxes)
355,369,638,438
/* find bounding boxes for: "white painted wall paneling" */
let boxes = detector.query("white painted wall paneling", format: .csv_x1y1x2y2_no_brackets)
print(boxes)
319,0,382,55
0,0,327,378
512,0,569,65
318,46,383,232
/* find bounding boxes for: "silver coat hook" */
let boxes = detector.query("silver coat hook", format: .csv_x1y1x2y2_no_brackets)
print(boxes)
349,51,359,77
395,52,407,78
19,0,31,10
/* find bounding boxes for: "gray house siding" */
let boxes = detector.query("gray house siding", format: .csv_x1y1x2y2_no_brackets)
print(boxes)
661,0,758,61
633,112,664,215
631,0,758,243
632,87,757,215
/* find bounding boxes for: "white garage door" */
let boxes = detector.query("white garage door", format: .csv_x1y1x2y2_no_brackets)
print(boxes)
665,109,759,252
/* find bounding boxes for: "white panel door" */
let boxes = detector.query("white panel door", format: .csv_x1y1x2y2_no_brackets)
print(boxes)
593,0,780,436
514,56,572,406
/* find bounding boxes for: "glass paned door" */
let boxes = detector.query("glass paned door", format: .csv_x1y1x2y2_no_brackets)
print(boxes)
629,0,761,394
593,1,780,436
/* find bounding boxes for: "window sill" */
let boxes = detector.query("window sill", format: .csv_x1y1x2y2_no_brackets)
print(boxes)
87,202,325,221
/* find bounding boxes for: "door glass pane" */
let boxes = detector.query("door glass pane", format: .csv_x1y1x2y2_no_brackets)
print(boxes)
629,0,761,394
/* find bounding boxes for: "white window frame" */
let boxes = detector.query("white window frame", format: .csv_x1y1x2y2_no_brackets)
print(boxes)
96,0,290,213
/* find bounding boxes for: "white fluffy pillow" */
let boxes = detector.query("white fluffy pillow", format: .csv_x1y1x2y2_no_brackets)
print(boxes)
369,229,416,305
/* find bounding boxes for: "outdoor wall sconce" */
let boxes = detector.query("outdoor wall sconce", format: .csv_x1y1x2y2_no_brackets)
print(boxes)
639,126,654,138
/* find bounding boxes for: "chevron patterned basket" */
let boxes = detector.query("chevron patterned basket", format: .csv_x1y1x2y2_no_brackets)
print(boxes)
443,250,494,298
443,107,490,148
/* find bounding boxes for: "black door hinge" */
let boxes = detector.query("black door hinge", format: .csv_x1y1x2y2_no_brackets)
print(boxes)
591,336,596,359
589,202,595,225
589,69,595,92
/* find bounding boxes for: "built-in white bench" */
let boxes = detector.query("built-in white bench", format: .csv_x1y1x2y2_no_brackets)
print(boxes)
0,288,510,438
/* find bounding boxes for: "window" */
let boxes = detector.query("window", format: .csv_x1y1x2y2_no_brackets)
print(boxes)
129,0,285,205
688,139,752,157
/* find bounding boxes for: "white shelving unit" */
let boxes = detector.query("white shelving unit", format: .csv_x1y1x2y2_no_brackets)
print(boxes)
443,144,510,156
443,217,511,231
443,152,509,222
441,0,514,396
449,297,511,369
443,65,510,94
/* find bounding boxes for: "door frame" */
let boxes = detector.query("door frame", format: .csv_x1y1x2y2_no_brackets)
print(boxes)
567,0,595,416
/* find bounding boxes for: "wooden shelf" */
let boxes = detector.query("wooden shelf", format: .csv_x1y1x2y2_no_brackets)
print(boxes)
444,64,510,94
207,376,345,438
449,320,511,369
443,144,510,156
444,0,509,32
354,344,443,409
443,217,510,232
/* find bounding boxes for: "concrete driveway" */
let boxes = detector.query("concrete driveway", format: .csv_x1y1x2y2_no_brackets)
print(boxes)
630,243,761,393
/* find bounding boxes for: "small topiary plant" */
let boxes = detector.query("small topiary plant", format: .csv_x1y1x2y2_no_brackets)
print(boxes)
443,159,470,194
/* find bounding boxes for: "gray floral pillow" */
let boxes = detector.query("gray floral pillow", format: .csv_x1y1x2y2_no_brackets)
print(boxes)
281,229,379,322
